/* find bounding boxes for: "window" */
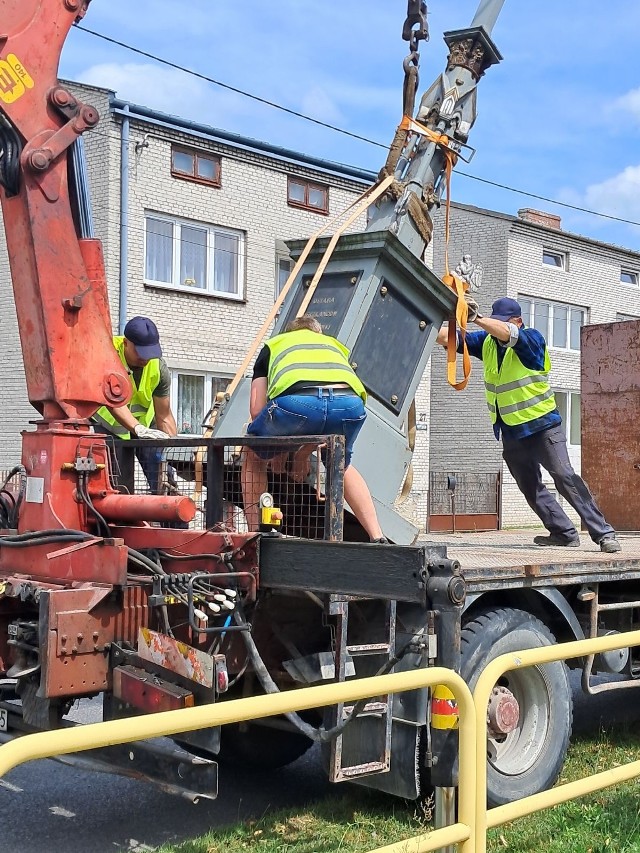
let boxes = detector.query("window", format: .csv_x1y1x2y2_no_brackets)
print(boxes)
542,249,567,270
620,269,639,286
554,391,581,446
171,146,221,186
518,296,586,351
172,371,230,435
287,177,329,214
145,214,244,298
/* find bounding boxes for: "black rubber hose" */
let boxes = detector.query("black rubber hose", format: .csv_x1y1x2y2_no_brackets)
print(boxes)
0,535,92,547
0,529,95,541
0,121,21,197
233,607,412,744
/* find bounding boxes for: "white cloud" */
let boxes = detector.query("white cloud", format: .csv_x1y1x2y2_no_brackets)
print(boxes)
582,165,640,221
557,166,640,239
76,62,261,131
78,62,209,113
300,87,343,124
613,88,640,121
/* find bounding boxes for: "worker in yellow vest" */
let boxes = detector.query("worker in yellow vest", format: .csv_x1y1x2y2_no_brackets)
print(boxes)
242,314,386,542
93,316,176,441
92,317,178,494
436,297,620,553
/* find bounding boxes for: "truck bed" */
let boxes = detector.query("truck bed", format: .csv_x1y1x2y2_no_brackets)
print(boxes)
423,530,640,590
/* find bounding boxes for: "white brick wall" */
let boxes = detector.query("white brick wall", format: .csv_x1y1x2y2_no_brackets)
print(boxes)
0,81,370,466
427,202,640,531
2,83,640,536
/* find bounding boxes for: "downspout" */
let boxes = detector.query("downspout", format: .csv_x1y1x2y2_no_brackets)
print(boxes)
118,104,130,334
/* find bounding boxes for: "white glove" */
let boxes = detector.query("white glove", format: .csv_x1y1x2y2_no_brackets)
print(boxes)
134,424,171,440
465,296,483,323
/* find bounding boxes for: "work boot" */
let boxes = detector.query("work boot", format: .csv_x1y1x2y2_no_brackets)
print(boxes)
371,537,390,544
599,534,621,554
533,533,580,547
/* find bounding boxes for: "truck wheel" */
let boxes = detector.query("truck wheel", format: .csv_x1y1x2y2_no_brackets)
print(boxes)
461,607,572,807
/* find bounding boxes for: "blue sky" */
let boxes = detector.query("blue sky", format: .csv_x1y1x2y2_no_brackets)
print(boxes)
59,1,640,251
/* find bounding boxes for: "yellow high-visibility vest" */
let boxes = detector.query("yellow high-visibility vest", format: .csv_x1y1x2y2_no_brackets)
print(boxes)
266,330,366,401
93,336,161,438
482,335,556,426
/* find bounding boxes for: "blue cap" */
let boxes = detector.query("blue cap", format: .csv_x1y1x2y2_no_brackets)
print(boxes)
123,316,162,359
490,297,522,322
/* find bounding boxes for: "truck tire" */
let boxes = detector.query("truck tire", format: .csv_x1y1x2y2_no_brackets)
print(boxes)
461,607,572,807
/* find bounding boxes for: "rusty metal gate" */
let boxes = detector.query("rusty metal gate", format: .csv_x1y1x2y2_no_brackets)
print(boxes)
582,319,640,530
427,471,500,532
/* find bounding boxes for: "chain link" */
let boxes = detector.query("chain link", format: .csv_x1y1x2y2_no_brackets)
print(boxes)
402,0,429,44
401,2,429,117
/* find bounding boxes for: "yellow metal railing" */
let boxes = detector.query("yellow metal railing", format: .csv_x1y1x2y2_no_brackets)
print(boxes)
473,628,640,853
4,630,640,851
0,667,476,853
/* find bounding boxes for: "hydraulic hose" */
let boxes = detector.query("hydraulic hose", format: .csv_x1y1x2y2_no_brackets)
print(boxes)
233,607,416,744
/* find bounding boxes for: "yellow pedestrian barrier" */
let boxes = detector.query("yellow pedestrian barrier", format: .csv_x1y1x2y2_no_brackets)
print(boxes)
473,628,640,853
4,629,640,852
0,666,476,853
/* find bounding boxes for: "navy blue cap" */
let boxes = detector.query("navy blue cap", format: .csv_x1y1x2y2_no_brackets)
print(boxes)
490,297,522,322
123,316,162,359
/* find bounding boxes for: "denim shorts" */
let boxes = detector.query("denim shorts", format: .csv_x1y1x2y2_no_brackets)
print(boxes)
247,390,366,466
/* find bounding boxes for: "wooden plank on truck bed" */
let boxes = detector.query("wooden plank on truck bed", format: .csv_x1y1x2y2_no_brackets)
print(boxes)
421,530,640,590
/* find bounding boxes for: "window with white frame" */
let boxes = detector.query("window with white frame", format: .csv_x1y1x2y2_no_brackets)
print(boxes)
620,268,639,286
518,296,586,351
542,248,567,270
171,371,230,435
553,390,581,446
145,213,244,298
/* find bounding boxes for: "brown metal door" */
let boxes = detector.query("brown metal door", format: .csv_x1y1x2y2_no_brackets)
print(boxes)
427,471,500,532
582,320,640,530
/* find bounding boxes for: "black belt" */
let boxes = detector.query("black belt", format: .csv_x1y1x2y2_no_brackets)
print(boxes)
285,387,358,397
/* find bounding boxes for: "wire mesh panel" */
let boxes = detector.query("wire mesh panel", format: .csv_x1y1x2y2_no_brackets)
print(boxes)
110,435,345,540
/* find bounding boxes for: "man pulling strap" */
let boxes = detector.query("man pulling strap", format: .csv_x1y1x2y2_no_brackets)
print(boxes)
437,297,620,553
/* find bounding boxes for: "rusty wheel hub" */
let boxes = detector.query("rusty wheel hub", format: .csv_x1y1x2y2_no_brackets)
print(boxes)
487,685,520,736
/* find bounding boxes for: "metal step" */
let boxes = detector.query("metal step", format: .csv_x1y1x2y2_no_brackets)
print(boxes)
346,643,392,656
328,597,396,781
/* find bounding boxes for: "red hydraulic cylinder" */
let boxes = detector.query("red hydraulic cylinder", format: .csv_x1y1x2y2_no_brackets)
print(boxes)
92,493,196,524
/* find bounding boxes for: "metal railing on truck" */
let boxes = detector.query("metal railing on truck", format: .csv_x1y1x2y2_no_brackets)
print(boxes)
109,433,347,540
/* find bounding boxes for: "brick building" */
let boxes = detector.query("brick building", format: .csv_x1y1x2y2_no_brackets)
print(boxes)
1,81,640,533
426,204,640,532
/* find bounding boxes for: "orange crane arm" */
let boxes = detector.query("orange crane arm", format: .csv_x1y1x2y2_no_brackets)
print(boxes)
0,0,129,420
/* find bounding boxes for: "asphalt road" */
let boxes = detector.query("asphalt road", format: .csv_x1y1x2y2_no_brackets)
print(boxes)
0,697,331,853
1,676,639,853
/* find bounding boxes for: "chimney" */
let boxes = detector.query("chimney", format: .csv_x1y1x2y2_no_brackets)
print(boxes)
517,208,561,230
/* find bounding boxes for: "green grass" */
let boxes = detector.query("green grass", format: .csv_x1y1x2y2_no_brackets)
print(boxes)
156,722,640,853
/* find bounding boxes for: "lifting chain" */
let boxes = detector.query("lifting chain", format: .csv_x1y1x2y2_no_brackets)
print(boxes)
402,0,429,117
378,0,432,242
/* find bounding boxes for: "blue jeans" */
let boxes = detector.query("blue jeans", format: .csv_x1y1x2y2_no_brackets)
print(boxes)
247,389,366,466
